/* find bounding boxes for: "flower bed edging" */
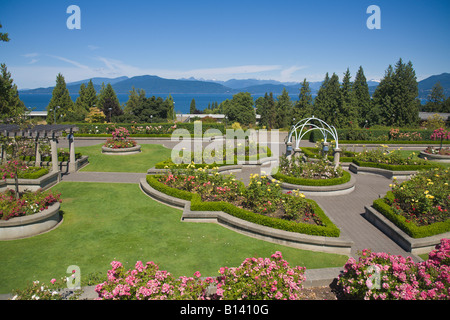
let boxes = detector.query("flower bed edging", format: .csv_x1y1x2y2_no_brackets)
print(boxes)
270,171,356,196
101,145,142,155
349,162,425,180
4,170,61,192
0,202,61,240
139,177,353,255
363,205,450,255
419,151,450,163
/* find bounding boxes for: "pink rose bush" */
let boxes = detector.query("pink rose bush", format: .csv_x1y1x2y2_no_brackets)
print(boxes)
337,238,450,300
0,189,61,220
95,252,306,300
216,251,306,300
104,127,137,149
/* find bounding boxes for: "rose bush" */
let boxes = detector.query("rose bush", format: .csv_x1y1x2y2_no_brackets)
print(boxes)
0,189,61,220
104,127,138,149
337,238,450,300
387,168,449,226
94,251,305,300
159,166,322,225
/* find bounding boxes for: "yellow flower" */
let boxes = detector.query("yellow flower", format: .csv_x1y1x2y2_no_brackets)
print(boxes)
267,188,271,192
424,190,429,194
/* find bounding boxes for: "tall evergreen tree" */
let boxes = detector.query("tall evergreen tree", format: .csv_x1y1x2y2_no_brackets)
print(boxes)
46,73,74,124
374,59,419,126
255,94,269,127
97,83,122,121
225,92,255,125
190,98,197,114
353,66,372,127
339,68,358,128
0,64,25,123
165,94,175,121
293,79,313,122
372,65,395,126
424,82,446,112
276,88,292,128
314,73,341,126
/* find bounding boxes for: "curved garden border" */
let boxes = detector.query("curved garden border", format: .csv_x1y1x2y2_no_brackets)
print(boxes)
139,177,353,255
101,145,142,155
348,162,438,180
270,171,356,196
419,151,450,163
0,202,61,241
364,205,450,255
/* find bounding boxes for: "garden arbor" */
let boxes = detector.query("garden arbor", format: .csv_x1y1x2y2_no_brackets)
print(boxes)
285,116,341,166
0,124,79,174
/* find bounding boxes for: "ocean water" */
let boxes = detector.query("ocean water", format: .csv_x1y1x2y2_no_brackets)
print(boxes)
20,93,301,114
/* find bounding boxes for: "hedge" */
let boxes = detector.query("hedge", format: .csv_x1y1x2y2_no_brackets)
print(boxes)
272,170,351,187
308,128,439,143
352,159,441,171
146,175,340,237
69,122,225,135
17,167,49,179
300,147,356,163
373,193,450,238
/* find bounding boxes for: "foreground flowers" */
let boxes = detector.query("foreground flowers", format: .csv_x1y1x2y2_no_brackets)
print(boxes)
95,252,305,300
338,238,450,300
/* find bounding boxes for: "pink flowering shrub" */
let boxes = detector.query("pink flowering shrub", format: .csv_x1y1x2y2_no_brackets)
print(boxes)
0,189,61,220
95,252,306,300
104,127,137,149
216,251,306,300
95,260,216,300
337,238,450,300
430,128,450,149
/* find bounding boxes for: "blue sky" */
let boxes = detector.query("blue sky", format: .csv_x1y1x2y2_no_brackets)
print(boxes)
1,0,449,89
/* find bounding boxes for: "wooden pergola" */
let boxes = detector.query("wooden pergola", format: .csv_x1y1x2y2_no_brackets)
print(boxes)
0,124,79,173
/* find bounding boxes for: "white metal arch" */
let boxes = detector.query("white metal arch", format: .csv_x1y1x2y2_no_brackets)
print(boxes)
287,116,339,150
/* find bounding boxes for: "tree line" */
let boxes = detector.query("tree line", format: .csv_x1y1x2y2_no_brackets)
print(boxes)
1,58,449,127
44,74,175,124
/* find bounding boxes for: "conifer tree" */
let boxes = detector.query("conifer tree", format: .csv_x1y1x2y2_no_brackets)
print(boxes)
46,73,74,124
165,94,175,121
340,68,358,128
293,79,313,122
353,66,372,127
373,59,419,126
276,88,292,129
97,83,122,121
0,64,25,123
190,98,196,114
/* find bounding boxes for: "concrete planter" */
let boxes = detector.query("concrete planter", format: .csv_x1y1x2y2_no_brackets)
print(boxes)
349,163,417,180
140,178,353,255
419,150,450,163
3,170,61,192
270,173,356,196
364,205,450,255
0,202,61,240
102,145,141,155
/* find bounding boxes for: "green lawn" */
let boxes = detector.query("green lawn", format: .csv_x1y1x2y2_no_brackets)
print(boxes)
75,143,172,172
0,182,349,294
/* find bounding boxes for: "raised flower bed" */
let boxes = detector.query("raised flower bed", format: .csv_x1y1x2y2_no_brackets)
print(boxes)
142,167,353,254
419,128,450,163
271,155,355,195
349,145,440,179
364,167,450,253
0,189,62,240
102,127,141,155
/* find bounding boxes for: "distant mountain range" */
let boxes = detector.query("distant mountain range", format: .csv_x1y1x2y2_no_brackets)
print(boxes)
19,72,450,100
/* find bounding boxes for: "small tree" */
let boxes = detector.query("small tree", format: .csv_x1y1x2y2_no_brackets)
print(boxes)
430,128,450,149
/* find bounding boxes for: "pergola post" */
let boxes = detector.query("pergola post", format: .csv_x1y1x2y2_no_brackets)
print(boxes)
50,133,58,173
35,137,41,167
333,147,341,168
68,132,76,173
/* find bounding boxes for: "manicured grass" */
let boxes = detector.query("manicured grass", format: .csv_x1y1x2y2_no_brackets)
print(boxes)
0,182,349,294
74,143,172,173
